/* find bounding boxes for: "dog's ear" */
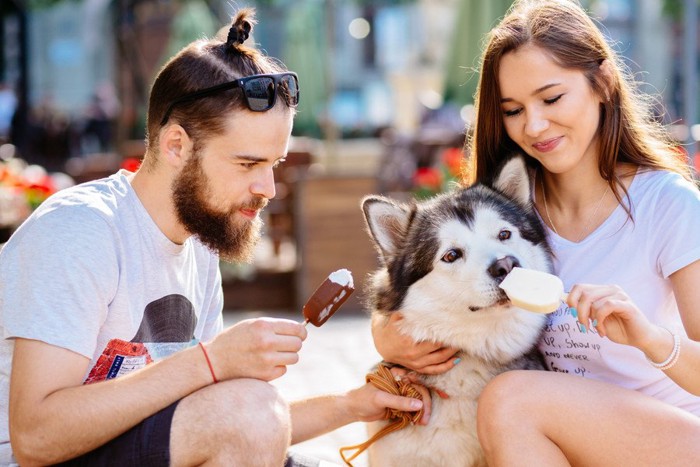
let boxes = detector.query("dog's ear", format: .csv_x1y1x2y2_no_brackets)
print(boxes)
361,195,412,262
492,155,530,206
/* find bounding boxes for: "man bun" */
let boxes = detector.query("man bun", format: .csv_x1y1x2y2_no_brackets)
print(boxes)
225,8,257,50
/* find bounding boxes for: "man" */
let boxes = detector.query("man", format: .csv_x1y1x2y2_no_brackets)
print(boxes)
0,10,423,466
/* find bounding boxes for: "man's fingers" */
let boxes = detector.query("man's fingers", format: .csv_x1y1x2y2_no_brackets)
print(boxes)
273,334,304,352
270,318,308,339
410,383,432,425
376,391,423,413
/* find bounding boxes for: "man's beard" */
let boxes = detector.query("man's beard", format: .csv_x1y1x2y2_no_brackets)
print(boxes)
172,151,267,263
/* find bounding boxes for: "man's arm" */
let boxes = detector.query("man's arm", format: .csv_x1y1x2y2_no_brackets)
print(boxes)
10,317,306,465
289,377,428,445
9,338,211,465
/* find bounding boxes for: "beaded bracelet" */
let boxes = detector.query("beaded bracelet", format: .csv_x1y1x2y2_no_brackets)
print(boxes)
645,328,681,371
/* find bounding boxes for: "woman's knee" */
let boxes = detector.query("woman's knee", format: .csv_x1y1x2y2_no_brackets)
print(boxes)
477,370,546,444
478,370,536,412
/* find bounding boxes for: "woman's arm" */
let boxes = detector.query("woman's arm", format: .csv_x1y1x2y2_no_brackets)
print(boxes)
661,259,700,394
371,312,460,375
568,259,700,395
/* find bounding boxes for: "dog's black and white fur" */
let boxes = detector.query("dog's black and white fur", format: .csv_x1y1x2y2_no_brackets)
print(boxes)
361,156,551,467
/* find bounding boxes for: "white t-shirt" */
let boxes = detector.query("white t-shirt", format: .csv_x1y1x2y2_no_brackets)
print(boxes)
0,170,224,462
537,169,700,415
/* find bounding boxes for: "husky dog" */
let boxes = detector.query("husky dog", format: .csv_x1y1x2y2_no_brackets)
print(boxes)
361,155,551,467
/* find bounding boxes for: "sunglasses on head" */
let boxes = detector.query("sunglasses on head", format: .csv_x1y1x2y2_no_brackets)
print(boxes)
160,72,299,126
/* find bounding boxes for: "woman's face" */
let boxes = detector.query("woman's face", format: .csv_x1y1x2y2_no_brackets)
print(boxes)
498,44,603,174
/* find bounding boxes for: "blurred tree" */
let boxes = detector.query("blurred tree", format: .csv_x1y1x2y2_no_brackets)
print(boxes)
662,0,700,21
164,0,218,59
279,0,417,141
282,1,327,138
442,0,512,107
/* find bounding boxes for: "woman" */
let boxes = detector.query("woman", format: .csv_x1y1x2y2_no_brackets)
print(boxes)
373,0,700,464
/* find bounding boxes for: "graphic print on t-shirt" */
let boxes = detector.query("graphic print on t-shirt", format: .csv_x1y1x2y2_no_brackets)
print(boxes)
85,294,198,384
132,294,197,342
539,305,603,378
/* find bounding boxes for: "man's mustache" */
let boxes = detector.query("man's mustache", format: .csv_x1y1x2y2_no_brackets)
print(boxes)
240,197,268,211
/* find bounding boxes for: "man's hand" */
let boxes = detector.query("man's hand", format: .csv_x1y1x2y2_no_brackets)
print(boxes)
206,317,307,382
347,366,432,425
290,366,432,445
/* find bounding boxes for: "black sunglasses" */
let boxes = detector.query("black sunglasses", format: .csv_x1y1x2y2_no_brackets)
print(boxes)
160,72,299,126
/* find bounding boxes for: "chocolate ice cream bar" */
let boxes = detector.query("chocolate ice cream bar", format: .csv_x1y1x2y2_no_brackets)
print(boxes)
303,269,355,326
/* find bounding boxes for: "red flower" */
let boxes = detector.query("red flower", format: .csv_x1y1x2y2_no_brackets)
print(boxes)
121,157,142,172
414,167,443,191
441,147,464,178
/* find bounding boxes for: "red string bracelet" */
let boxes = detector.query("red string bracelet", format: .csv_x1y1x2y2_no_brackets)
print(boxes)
198,342,218,384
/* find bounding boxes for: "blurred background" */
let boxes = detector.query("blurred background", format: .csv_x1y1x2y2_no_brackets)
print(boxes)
0,0,699,314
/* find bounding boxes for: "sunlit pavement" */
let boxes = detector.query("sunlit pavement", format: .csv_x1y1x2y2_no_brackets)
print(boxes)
224,310,380,467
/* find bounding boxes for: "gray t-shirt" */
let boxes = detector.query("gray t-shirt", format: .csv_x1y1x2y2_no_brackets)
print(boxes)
0,170,224,462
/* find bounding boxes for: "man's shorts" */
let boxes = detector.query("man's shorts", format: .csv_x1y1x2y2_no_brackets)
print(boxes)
53,400,179,467
52,399,323,466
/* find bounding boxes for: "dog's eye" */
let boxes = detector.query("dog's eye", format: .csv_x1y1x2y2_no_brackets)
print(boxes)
498,230,512,241
441,249,463,263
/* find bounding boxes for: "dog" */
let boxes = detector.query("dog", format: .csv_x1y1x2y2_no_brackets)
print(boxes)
361,155,551,467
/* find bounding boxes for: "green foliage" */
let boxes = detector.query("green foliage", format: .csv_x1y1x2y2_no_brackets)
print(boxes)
255,0,414,7
27,0,80,9
662,0,700,21
663,0,682,20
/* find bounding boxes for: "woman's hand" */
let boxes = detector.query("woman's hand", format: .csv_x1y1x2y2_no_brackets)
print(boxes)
371,312,460,375
566,284,659,350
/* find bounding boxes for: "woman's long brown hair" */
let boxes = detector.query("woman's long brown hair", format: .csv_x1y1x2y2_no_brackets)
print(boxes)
467,0,694,211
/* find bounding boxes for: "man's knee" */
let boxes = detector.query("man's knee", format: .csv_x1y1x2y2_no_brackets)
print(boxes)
209,379,290,441
172,379,290,465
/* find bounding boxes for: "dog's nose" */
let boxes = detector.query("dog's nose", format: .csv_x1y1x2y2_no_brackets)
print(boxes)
488,256,520,283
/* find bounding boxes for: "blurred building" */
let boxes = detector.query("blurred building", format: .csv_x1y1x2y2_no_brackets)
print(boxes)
0,0,697,311
1,0,696,145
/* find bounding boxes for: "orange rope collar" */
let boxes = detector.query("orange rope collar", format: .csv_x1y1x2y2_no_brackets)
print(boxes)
339,365,424,466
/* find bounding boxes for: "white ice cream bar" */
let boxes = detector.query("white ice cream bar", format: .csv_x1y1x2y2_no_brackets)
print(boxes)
499,267,568,314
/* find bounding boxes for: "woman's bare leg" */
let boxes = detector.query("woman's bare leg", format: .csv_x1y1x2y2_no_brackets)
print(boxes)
477,370,700,466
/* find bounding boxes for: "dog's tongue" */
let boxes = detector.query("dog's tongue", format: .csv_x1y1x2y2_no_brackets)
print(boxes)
499,267,568,314
302,269,355,327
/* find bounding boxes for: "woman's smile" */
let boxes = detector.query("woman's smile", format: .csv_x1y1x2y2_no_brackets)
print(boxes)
532,136,563,153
